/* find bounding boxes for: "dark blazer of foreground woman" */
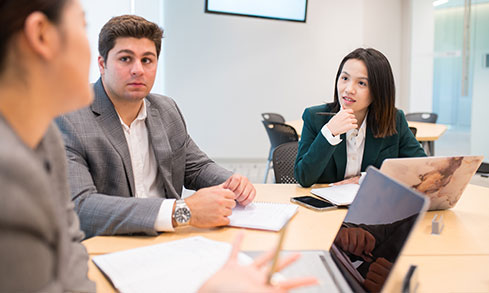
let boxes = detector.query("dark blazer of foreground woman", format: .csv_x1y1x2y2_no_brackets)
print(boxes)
294,104,426,187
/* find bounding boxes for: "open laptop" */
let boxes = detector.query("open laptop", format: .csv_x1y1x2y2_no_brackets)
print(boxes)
380,155,483,210
247,167,429,293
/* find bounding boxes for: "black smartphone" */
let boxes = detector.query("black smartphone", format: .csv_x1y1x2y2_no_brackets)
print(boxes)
290,196,336,211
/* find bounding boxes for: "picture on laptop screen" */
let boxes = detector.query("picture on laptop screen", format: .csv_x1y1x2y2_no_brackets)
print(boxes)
278,167,428,293
328,167,428,292
380,156,483,210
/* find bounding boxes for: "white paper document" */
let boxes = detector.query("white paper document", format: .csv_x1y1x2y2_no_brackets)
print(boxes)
92,236,253,293
228,202,298,231
311,184,360,206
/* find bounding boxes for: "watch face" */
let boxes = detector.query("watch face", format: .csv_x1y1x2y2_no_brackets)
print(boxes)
175,207,191,223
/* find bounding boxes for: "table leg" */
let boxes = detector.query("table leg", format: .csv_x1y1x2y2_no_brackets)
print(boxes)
428,141,435,156
421,141,434,156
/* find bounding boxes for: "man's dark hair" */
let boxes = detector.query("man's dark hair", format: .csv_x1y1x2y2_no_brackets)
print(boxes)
98,15,163,62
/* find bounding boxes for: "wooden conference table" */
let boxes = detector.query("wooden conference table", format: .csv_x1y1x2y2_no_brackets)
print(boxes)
286,120,447,156
84,184,489,292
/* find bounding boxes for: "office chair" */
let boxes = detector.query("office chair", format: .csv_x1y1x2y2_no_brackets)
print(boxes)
272,142,299,184
262,121,298,183
406,112,438,156
261,112,286,124
406,112,438,123
477,162,489,174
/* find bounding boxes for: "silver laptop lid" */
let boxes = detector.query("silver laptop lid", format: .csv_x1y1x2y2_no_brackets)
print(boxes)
380,155,483,210
329,167,429,292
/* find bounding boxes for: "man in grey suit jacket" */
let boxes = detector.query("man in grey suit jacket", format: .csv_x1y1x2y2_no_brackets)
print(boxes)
56,15,256,238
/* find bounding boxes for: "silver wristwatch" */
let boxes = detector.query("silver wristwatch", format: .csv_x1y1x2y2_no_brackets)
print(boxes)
173,200,191,227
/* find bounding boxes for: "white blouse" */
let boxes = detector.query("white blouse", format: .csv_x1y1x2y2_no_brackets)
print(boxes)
321,115,367,179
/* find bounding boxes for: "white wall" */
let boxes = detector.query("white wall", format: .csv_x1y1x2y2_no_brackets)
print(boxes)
80,0,408,159
162,0,403,159
400,0,413,111
408,0,435,112
363,0,403,108
82,0,131,83
81,0,166,94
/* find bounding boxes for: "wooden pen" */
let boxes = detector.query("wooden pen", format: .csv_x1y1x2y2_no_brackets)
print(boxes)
266,222,289,285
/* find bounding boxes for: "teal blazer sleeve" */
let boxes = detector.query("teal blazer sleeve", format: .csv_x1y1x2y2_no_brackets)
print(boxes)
294,105,426,187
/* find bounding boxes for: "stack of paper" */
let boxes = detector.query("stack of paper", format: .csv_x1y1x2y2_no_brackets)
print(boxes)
228,202,298,231
92,236,253,293
311,184,360,206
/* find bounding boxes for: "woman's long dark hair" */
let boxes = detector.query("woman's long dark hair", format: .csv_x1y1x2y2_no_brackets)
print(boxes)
0,0,69,72
329,48,397,138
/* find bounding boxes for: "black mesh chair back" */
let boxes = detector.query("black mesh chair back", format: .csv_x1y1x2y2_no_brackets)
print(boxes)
406,112,439,156
272,142,299,184
261,113,286,124
406,112,438,123
409,126,418,137
262,121,298,159
262,121,298,182
477,162,489,174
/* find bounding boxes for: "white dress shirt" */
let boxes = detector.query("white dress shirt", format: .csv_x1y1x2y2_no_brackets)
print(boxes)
321,114,368,179
117,99,175,232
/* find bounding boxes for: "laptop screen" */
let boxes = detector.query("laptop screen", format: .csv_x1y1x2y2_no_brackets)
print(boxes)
380,155,483,210
329,167,429,292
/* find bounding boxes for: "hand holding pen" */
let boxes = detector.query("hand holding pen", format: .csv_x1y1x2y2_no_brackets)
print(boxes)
199,231,317,293
266,223,289,284
324,108,358,137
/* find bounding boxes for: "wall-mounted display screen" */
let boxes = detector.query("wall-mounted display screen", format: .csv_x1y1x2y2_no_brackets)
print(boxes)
205,0,308,22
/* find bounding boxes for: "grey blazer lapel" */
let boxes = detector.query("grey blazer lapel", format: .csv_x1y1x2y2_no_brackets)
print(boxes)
145,100,180,199
91,79,136,196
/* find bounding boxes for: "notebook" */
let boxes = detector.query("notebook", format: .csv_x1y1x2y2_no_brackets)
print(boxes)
380,155,483,210
310,184,360,206
92,236,255,293
228,202,298,231
247,167,429,293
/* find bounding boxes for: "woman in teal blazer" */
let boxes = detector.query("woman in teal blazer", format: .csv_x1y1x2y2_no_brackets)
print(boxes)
294,48,426,187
